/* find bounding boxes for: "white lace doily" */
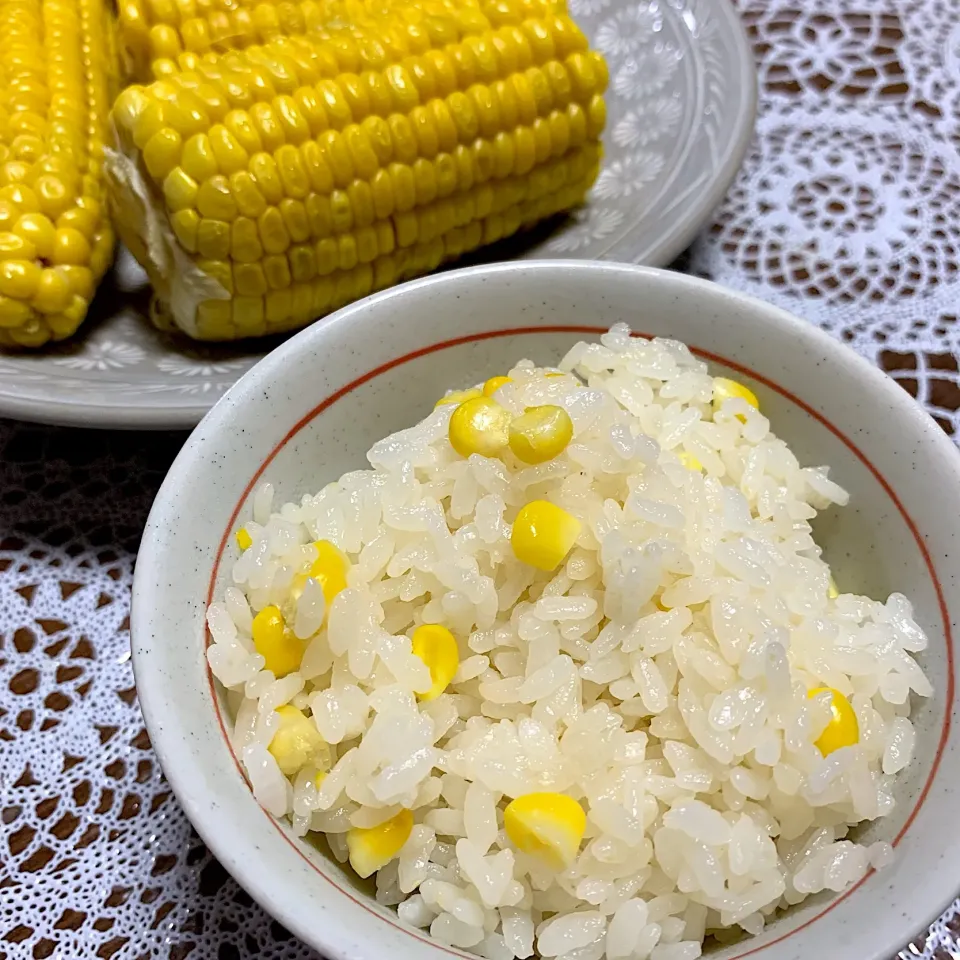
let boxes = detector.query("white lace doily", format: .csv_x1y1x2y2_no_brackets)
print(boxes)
3,0,960,956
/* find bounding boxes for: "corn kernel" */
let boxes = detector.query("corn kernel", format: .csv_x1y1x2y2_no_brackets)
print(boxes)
808,687,859,756
0,184,39,214
0,232,36,262
171,209,200,252
58,207,99,239
509,404,573,464
235,527,252,550
0,260,41,299
58,266,95,301
308,539,349,607
435,387,482,407
51,228,90,266
482,375,513,396
181,132,220,182
0,296,32,328
677,451,703,472
411,623,459,701
449,396,512,458
251,604,307,677
196,175,237,220
32,268,72,313
827,575,839,600
347,808,414,879
163,167,199,211
267,704,329,777
713,377,759,416
13,213,55,259
504,792,586,870
511,500,581,571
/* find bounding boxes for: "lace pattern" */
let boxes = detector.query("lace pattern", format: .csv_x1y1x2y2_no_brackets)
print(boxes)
3,0,960,956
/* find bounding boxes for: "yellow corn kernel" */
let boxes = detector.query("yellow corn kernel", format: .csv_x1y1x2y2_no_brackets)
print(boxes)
143,128,184,180
164,93,211,139
231,262,265,297
289,243,316,283
0,232,35,262
58,206,99,240
32,269,72,314
411,623,459,701
14,213,55,259
181,133,220,182
0,260,41,299
827,574,840,600
195,300,233,339
504,793,586,871
209,125,249,175
231,217,264,263
251,605,307,677
0,184,38,216
171,209,201,252
279,198,310,243
677,451,703,472
808,687,859,756
163,167,199,210
713,377,759,415
149,22,182,60
51,228,91,266
196,175,238,220
197,221,231,260
449,396,512,458
235,527,253,550
308,540,349,607
230,171,268,218
267,705,329,777
511,500,581,571
257,206,290,255
482,375,513,396
509,404,573,465
0,297,32,328
436,387,482,407
58,266,95,301
266,288,294,325
264,254,292,290
347,808,414,879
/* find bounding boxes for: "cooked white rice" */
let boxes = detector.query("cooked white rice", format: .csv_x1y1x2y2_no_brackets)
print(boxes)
207,325,930,959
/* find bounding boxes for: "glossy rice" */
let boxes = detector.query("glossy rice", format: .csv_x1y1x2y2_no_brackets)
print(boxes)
206,326,929,960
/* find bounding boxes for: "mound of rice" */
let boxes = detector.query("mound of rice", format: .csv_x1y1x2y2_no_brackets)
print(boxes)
207,325,930,959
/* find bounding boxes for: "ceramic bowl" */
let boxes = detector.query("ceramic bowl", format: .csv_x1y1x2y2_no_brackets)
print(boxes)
132,261,960,960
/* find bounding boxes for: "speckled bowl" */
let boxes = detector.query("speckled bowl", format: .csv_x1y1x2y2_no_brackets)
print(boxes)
132,261,960,960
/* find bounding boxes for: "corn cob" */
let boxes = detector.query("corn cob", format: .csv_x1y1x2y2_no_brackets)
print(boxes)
107,0,607,341
0,0,116,348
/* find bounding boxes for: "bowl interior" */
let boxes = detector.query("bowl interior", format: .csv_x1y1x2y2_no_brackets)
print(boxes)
133,262,960,960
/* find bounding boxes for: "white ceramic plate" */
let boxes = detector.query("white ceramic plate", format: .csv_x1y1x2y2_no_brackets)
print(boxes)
0,0,756,430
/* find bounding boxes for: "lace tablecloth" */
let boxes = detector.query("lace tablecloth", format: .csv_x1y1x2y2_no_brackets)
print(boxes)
3,0,960,957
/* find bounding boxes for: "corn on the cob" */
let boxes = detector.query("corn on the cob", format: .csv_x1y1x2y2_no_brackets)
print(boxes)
107,0,607,341
0,0,116,347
